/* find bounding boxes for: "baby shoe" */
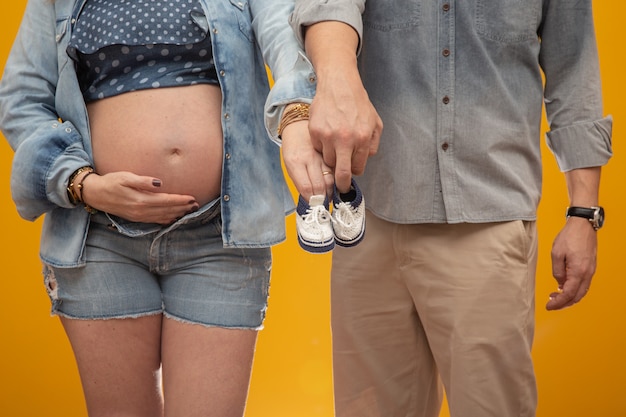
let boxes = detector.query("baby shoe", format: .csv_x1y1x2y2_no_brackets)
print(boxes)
296,194,335,253
331,179,366,247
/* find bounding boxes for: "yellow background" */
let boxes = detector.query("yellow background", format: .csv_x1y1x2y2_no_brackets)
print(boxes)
0,2,623,416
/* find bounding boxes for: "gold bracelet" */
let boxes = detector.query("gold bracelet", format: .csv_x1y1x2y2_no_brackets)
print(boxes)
67,166,94,205
77,171,98,214
278,103,310,138
83,204,98,215
77,171,96,203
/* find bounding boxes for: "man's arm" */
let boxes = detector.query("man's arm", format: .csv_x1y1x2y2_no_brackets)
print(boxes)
539,1,612,310
546,167,602,310
302,22,382,193
277,21,369,201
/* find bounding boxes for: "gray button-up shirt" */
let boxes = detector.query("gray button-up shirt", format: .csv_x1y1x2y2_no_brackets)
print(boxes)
291,0,613,224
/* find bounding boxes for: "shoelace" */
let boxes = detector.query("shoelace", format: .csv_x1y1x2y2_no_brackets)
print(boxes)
303,205,331,226
332,202,357,227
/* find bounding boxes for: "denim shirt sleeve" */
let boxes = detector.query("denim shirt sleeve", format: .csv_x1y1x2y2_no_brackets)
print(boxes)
271,0,366,143
264,52,316,144
539,0,613,172
251,0,317,144
0,0,92,221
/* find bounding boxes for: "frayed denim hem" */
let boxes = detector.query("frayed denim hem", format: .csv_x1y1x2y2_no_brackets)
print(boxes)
163,311,265,331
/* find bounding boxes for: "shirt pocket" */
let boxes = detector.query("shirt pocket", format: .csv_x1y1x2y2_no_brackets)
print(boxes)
475,0,540,43
363,0,421,32
229,0,254,43
56,16,73,72
55,16,69,43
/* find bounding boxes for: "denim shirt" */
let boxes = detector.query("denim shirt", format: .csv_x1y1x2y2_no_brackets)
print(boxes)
291,0,613,224
0,0,316,267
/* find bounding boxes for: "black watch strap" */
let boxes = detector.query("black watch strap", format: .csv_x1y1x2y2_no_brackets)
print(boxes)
566,206,605,231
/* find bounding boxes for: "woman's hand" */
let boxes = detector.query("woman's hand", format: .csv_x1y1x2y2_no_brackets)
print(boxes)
281,120,335,201
79,171,199,224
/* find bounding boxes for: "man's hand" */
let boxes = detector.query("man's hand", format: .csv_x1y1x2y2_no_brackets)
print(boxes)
546,217,598,310
308,70,382,193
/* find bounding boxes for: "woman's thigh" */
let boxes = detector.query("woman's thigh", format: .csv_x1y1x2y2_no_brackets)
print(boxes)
161,319,258,417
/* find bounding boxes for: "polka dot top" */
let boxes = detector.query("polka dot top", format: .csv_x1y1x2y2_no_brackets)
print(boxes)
67,0,219,102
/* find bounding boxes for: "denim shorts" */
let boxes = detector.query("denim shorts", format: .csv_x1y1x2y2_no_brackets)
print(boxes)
43,199,272,329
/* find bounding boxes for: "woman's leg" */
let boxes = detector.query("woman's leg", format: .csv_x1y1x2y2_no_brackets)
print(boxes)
46,216,167,416
161,319,257,417
61,315,164,417
153,205,269,416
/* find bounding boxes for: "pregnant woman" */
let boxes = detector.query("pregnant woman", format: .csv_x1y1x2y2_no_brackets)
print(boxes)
0,0,320,415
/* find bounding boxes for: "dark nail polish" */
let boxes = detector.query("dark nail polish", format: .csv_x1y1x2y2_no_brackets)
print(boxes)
152,179,162,187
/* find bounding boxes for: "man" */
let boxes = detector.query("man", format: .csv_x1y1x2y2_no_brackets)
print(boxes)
282,1,613,416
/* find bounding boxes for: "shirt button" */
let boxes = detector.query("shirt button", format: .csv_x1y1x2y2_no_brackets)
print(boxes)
225,153,231,160
224,113,230,120
442,3,450,12
223,195,230,202
442,96,450,104
219,70,226,76
212,28,218,34
442,49,450,57
441,142,449,151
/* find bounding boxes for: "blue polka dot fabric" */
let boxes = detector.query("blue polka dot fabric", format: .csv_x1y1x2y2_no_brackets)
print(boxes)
68,0,219,102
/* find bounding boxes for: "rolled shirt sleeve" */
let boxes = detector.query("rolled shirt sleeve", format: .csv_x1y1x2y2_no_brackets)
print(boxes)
546,116,613,172
290,0,365,54
540,0,613,172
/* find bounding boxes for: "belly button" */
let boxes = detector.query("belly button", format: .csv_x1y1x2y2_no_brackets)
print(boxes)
170,148,182,156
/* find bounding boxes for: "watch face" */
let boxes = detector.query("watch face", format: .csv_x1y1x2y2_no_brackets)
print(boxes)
594,206,605,230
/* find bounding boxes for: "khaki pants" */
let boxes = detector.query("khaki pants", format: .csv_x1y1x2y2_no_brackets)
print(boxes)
331,211,538,417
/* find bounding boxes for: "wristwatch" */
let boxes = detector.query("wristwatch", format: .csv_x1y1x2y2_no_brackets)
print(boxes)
566,206,605,231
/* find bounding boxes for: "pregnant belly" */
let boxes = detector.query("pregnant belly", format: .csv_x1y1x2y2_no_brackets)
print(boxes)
87,85,224,206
